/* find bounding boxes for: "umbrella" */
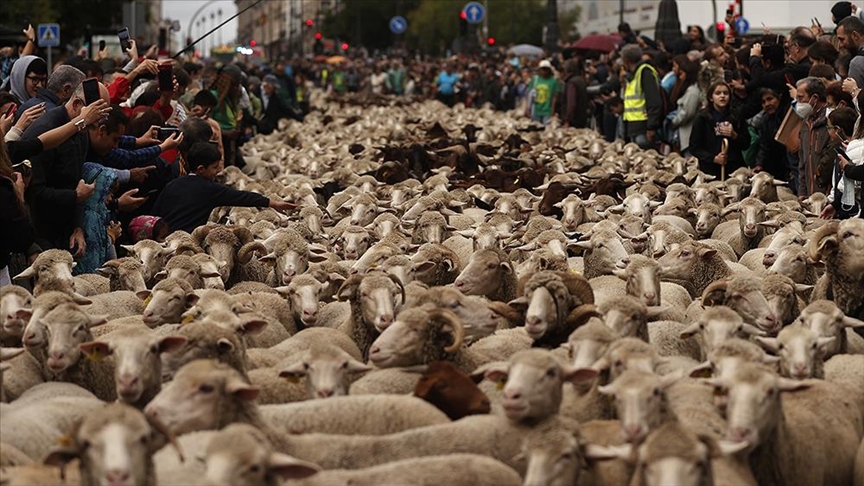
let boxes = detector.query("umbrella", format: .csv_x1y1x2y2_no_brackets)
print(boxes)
654,0,682,48
326,55,347,64
571,34,622,53
508,44,545,58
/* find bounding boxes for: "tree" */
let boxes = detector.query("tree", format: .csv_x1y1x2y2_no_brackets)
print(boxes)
323,0,422,52
0,0,126,47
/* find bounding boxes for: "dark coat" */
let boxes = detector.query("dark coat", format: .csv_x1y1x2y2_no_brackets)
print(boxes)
689,108,751,179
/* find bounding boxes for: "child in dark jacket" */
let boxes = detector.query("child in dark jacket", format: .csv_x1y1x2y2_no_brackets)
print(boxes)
689,81,750,179
152,142,294,233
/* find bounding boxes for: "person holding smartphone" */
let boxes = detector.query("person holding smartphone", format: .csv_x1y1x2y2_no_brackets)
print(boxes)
689,81,750,178
822,106,862,219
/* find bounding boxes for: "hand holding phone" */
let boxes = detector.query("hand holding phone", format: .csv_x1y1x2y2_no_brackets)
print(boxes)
158,64,174,92
82,78,100,106
118,28,131,51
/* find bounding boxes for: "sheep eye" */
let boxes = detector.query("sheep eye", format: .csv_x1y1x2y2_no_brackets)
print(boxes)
150,345,159,354
139,435,149,445
546,368,557,378
341,361,349,369
653,388,661,397
81,439,91,450
778,344,784,350
811,342,818,350
680,251,691,257
198,384,214,393
559,452,575,462
249,465,262,474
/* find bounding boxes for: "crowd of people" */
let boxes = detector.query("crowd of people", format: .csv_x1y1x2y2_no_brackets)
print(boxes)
3,0,864,286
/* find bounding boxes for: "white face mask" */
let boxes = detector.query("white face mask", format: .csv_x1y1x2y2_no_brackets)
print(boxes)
795,101,814,119
825,106,834,117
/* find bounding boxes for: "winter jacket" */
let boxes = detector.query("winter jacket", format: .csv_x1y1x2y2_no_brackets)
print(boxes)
689,108,751,179
671,84,701,151
797,106,831,197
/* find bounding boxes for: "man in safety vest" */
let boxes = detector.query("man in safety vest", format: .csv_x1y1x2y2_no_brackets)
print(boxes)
621,44,663,149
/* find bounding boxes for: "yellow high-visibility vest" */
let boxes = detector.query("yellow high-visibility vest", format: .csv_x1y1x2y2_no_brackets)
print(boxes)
623,64,658,122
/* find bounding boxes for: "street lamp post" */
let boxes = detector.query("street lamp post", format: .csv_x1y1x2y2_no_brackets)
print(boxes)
217,9,223,46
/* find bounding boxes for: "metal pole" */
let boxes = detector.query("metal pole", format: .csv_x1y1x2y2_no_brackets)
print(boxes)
131,0,137,39
483,0,488,38
619,0,624,25
173,0,264,58
47,47,52,76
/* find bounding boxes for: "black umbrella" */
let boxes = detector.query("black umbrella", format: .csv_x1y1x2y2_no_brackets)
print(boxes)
654,0,682,49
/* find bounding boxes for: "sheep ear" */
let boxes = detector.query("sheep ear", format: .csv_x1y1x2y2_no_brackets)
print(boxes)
96,266,116,277
688,361,713,378
645,305,670,319
216,338,236,354
741,323,766,337
44,444,80,467
679,322,702,339
794,284,813,295
697,248,718,259
715,439,749,457
157,336,188,354
267,452,321,480
235,318,268,336
89,315,109,328
776,378,812,392
816,336,836,351
185,294,200,307
842,316,864,329
13,265,36,280
153,271,168,282
583,443,633,462
659,369,684,389
499,261,513,274
413,261,436,273
80,341,113,361
279,361,308,379
755,337,779,353
481,363,509,385
336,276,363,302
564,367,599,385
72,294,92,305
507,296,529,313
225,379,260,401
0,348,25,361
137,290,152,301
612,268,628,280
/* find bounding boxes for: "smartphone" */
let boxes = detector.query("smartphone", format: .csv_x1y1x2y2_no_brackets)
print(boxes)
158,64,173,92
82,78,100,106
118,28,131,51
726,8,734,16
4,103,16,117
157,127,179,141
814,17,822,27
143,189,159,197
836,146,851,161
99,40,106,51
724,70,733,83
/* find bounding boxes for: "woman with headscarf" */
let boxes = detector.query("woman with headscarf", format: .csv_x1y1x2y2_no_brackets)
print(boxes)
8,55,47,104
75,163,119,275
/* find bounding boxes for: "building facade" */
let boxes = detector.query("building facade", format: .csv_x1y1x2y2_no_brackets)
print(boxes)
236,0,342,58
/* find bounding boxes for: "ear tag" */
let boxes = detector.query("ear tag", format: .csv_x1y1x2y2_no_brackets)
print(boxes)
284,375,301,384
56,434,74,446
87,349,104,362
143,296,152,307
496,379,506,391
181,314,196,324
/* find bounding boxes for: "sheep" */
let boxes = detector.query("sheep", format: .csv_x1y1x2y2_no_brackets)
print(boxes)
275,343,371,399
412,243,462,286
762,273,809,327
797,300,864,358
155,254,205,288
755,325,834,380
377,254,415,285
766,243,821,288
597,295,669,343
824,354,864,421
453,248,517,302
0,286,31,346
413,361,491,420
95,257,148,292
227,281,279,294
78,326,187,407
407,210,454,245
138,277,198,326
191,253,227,290
608,254,691,315
679,305,765,360
349,239,402,275
193,225,269,287
808,219,864,322
0,347,25,402
689,337,780,382
201,424,522,486
42,402,180,486
334,271,405,360
404,286,513,344
273,274,333,329
749,171,790,203
571,230,630,279
334,225,372,261
305,260,348,301
657,241,734,298
507,270,596,348
699,275,780,334
229,291,297,336
160,319,250,381
711,197,768,258
703,363,863,486
245,327,362,370
145,359,450,438
689,202,723,239
72,272,110,296
121,239,173,285
12,249,80,297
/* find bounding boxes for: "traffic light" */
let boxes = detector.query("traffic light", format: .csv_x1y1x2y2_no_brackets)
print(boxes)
487,37,496,46
250,39,257,46
341,42,349,51
305,19,313,27
459,11,468,36
314,32,322,40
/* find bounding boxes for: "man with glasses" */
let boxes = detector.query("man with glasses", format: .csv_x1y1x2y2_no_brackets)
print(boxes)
14,65,86,123
836,16,864,89
749,28,815,104
7,55,47,104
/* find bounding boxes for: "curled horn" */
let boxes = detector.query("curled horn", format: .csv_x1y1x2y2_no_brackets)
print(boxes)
565,304,602,328
807,221,839,263
559,271,595,305
145,413,185,463
191,224,215,247
701,279,730,306
237,242,268,265
431,308,465,353
232,226,255,246
386,272,406,305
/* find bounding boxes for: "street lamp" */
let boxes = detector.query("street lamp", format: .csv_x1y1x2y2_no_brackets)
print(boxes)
217,9,223,46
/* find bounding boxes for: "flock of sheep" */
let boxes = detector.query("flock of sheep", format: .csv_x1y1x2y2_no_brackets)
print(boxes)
1,95,864,486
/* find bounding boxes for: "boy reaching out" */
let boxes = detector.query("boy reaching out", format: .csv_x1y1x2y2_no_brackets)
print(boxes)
152,141,294,233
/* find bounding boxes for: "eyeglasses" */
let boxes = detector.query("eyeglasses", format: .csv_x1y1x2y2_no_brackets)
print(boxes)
26,75,47,85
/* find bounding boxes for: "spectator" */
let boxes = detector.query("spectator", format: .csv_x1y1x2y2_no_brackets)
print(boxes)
210,64,243,167
832,1,855,24
562,59,588,129
822,106,860,218
14,65,85,123
809,40,840,68
687,25,708,51
826,80,854,110
22,82,111,256
0,137,35,287
749,29,815,101
0,24,36,88
386,60,407,95
654,52,676,94
809,64,837,84
621,44,662,149
8,55,47,104
754,88,792,181
258,74,300,135
369,65,387,95
668,55,701,153
128,215,169,243
526,60,560,125
689,81,750,178
698,44,728,94
76,163,121,274
796,76,831,197
837,16,864,88
435,63,459,107
151,142,294,233
618,23,639,46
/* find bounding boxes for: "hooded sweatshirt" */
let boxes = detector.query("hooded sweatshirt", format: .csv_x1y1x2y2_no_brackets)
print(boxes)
9,55,46,104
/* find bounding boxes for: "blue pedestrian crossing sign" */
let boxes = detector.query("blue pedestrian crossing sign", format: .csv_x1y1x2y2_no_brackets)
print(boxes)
462,2,485,24
390,16,408,35
735,17,750,35
38,24,60,48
